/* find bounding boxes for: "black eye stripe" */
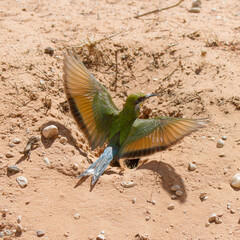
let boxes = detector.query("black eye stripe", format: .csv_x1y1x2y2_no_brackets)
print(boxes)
135,97,145,105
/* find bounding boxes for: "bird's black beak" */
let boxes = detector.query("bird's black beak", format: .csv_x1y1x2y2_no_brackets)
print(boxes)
145,93,159,99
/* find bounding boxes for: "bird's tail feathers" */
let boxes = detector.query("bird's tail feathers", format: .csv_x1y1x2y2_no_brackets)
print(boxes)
77,145,118,185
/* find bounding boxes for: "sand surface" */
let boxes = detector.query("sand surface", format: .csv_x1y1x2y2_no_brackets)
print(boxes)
0,0,240,239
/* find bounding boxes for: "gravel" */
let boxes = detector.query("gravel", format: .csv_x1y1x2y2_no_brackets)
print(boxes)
7,165,20,174
36,230,45,237
230,173,240,189
13,138,21,144
167,204,175,210
16,176,28,188
43,157,50,166
42,125,58,138
188,163,197,171
6,152,14,158
121,181,136,188
216,139,224,148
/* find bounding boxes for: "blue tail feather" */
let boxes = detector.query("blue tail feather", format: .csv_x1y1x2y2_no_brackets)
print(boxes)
77,145,119,185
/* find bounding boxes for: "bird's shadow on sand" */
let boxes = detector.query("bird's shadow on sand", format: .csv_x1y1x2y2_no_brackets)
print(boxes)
138,160,187,203
40,121,87,157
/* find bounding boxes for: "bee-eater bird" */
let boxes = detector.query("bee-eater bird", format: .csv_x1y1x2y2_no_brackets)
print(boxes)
63,51,208,186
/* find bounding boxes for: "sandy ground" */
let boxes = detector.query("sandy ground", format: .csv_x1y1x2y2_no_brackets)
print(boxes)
0,0,240,239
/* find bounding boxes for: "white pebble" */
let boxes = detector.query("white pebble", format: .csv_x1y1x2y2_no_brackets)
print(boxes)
224,168,228,174
101,230,105,234
231,173,240,189
96,234,105,240
222,136,227,140
17,215,22,223
215,217,223,224
132,198,136,204
167,204,175,210
152,200,156,205
188,163,197,171
121,181,136,188
205,222,210,227
175,190,183,197
199,192,207,201
219,153,225,157
42,125,58,138
13,138,21,144
74,213,80,219
43,157,50,166
59,136,67,145
230,209,235,214
16,176,28,188
153,78,158,81
188,7,200,13
192,0,201,8
171,185,180,191
209,213,217,222
216,139,224,148
16,224,23,233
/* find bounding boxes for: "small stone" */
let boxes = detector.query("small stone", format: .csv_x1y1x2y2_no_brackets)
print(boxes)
171,195,178,200
224,168,228,174
7,165,20,174
188,163,197,171
4,230,12,236
16,224,23,233
231,173,240,189
199,192,207,201
73,163,78,171
216,139,224,148
175,190,183,197
201,48,207,57
219,153,225,157
42,125,58,138
152,200,156,205
59,136,67,145
17,215,22,223
167,204,174,210
209,213,217,223
227,203,231,209
153,78,158,81
188,7,200,13
43,157,50,166
96,234,105,240
74,213,80,219
171,185,180,191
37,230,45,237
8,143,15,147
6,152,14,158
215,217,223,224
222,136,227,140
145,216,150,221
0,232,4,237
205,222,210,227
132,198,136,204
16,176,28,188
121,181,136,188
101,230,105,234
13,138,21,144
230,209,235,214
44,47,54,56
1,209,8,214
192,0,201,8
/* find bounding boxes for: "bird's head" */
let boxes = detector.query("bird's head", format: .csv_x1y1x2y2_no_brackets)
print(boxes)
125,93,158,110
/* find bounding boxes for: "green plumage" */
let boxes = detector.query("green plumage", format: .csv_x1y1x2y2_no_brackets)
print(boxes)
63,51,208,185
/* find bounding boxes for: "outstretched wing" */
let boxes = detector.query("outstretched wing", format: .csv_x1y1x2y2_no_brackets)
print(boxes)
63,51,119,150
119,117,208,158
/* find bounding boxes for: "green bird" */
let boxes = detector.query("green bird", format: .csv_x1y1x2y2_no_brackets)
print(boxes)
63,51,208,185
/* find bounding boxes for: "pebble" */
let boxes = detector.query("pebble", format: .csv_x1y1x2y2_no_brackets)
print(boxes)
188,163,197,171
171,195,178,200
230,173,240,189
73,163,79,171
96,234,105,240
222,136,227,140
192,0,201,8
153,78,158,81
37,230,45,237
44,47,54,56
43,157,50,166
171,185,180,191
42,125,58,138
101,230,105,234
121,181,136,188
188,7,200,13
59,136,67,145
201,48,207,57
205,222,210,227
17,215,22,223
16,224,23,233
208,213,217,222
7,165,20,174
199,192,208,201
1,209,8,214
145,216,150,221
215,217,223,224
6,152,14,158
167,204,174,210
4,230,12,236
0,232,4,237
219,153,225,157
8,143,15,147
152,200,156,205
175,190,183,197
216,139,224,148
224,168,228,174
230,209,235,214
132,198,136,204
74,213,80,219
13,138,21,144
16,176,28,188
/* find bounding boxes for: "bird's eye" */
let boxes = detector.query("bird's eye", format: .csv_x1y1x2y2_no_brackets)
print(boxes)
134,97,144,105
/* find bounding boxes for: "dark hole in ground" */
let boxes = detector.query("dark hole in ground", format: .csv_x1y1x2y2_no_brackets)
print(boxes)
124,158,140,169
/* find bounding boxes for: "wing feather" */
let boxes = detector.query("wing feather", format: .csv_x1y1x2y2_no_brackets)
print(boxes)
119,117,208,158
63,51,119,150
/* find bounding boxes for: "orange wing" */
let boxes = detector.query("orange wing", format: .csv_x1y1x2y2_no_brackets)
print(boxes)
63,51,119,150
119,117,208,158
